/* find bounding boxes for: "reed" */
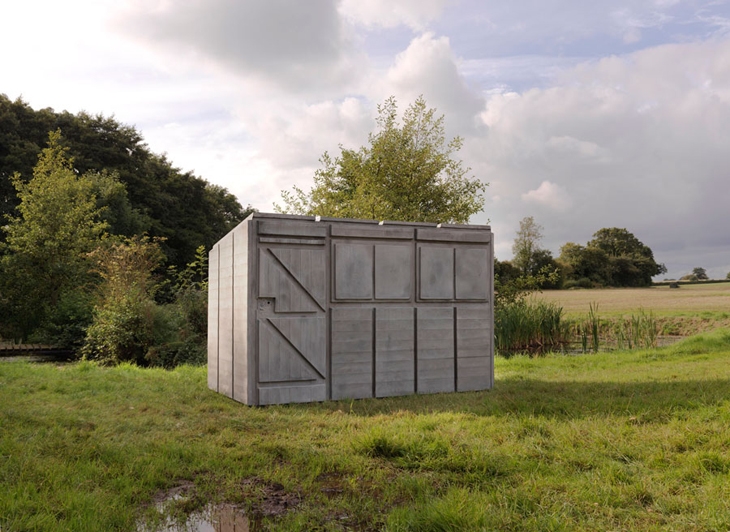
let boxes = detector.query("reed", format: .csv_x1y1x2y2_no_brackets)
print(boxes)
495,299,568,356
570,306,660,352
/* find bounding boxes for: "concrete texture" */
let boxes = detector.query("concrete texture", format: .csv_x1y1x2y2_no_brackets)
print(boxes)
208,213,493,405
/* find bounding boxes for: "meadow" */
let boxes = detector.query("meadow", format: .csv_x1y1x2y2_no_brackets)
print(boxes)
2,326,730,531
535,282,730,318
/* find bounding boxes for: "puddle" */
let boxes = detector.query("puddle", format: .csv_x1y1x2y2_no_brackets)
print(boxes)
139,477,301,532
138,482,255,532
140,503,252,532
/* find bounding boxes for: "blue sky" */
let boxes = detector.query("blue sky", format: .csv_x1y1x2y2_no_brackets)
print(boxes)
2,0,730,278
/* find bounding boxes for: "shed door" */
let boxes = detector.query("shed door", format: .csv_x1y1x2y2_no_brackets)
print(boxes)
256,246,327,404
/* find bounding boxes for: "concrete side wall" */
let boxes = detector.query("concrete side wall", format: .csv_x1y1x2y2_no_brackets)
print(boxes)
232,222,250,404
207,245,219,392
216,231,234,398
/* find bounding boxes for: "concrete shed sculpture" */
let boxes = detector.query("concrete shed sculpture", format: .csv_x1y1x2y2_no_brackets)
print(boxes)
208,213,494,405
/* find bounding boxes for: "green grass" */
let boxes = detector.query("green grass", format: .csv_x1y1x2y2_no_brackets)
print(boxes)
3,330,730,530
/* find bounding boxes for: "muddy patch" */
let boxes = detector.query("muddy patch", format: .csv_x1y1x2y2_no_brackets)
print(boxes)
139,477,302,531
139,481,253,532
240,477,301,517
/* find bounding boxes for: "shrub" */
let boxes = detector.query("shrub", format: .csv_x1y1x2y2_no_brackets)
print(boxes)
82,236,166,365
31,289,94,352
563,277,593,289
83,297,180,365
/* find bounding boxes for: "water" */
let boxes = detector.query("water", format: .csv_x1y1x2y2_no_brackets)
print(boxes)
138,488,255,532
146,503,252,532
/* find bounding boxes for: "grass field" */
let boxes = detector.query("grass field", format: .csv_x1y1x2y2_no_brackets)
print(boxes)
2,329,730,531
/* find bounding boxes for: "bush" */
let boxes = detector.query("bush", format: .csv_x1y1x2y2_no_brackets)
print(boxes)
563,277,593,289
31,289,93,352
82,297,180,365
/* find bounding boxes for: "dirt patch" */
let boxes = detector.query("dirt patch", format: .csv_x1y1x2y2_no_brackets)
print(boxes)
151,480,196,506
241,477,301,517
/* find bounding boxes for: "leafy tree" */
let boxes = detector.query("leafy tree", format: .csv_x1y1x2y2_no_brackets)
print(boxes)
0,131,108,340
726,271,730,281
277,96,487,224
692,267,708,280
511,217,543,273
0,94,249,269
494,259,522,288
560,228,665,288
511,217,562,287
587,228,666,286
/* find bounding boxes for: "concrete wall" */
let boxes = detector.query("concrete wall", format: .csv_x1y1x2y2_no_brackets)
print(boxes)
208,213,493,405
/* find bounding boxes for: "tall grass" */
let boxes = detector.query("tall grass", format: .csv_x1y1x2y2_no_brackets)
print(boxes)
495,299,568,355
569,306,661,353
614,309,659,350
575,302,601,353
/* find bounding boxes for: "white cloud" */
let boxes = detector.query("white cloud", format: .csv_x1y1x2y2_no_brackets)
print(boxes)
468,39,730,278
340,0,449,30
114,0,363,92
522,181,572,211
380,33,484,134
4,0,730,280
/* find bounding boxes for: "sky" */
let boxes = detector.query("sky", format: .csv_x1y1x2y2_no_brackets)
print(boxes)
2,0,730,279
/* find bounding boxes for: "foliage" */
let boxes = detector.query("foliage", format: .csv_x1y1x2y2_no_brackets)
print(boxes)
0,131,108,340
80,237,209,367
31,289,94,351
0,94,249,269
494,298,568,356
559,227,666,287
0,95,252,350
494,263,564,355
147,245,211,368
507,217,562,289
277,96,487,223
692,267,709,280
82,236,167,365
511,216,543,275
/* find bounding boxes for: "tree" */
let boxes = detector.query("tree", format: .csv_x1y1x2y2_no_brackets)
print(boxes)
0,94,249,269
559,242,609,286
692,267,708,280
0,131,108,340
277,96,487,224
512,216,543,275
510,217,562,288
586,228,666,287
559,229,666,288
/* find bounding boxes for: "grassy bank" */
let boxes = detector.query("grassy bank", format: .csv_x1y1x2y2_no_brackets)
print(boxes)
2,329,730,530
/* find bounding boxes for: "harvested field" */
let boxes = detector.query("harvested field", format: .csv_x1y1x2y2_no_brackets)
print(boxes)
534,282,730,317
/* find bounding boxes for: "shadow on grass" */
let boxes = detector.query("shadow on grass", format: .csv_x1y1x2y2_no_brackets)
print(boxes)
287,377,730,420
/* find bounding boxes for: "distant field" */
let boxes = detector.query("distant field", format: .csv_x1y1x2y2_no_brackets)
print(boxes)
534,282,730,318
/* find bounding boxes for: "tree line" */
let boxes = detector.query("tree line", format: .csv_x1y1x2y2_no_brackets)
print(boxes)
0,95,251,363
500,216,667,290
